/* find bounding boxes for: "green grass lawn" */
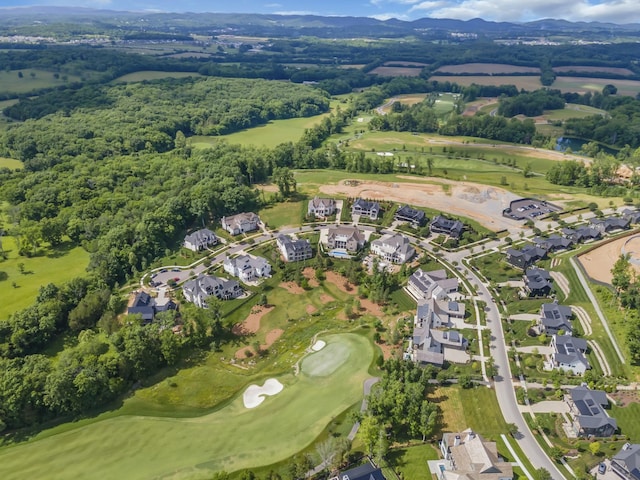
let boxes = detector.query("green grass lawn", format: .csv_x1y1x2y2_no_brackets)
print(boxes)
0,333,374,480
112,71,203,83
543,104,606,121
259,198,305,229
611,400,640,441
385,443,439,480
191,112,332,149
0,69,82,95
0,157,23,170
0,236,90,320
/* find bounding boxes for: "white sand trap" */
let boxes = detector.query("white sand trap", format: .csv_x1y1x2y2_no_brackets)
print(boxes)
311,340,326,351
243,378,284,409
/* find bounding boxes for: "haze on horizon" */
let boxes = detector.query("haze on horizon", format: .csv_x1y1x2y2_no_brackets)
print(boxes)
2,0,640,25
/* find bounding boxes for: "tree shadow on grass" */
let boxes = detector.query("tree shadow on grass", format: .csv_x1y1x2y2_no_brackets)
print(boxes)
46,240,77,259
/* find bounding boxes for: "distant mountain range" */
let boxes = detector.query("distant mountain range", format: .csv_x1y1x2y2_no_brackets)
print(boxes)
1,6,639,38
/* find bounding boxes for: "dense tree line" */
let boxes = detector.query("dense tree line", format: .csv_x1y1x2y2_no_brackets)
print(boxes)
2,77,329,163
361,359,438,459
498,89,565,117
610,255,640,364
545,157,619,187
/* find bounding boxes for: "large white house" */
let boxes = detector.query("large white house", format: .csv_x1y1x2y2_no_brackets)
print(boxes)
547,335,590,375
223,254,271,283
276,234,313,262
370,233,415,264
307,196,336,218
221,212,260,235
407,268,459,302
439,429,513,480
182,274,242,308
323,225,366,252
184,228,218,252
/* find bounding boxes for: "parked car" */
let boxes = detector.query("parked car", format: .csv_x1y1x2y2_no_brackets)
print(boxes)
598,463,606,475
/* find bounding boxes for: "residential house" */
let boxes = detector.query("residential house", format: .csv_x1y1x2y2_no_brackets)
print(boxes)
590,216,631,234
324,225,366,252
127,291,177,323
549,335,590,375
332,460,386,480
307,196,336,218
623,209,640,225
395,204,427,227
407,268,459,302
561,226,602,244
221,212,260,235
410,301,468,367
184,228,218,252
223,254,271,283
611,443,640,480
430,215,464,239
439,428,513,480
505,244,547,270
182,274,242,308
276,234,313,262
351,198,380,221
566,385,617,438
533,235,573,252
523,267,553,297
370,233,415,264
539,301,573,335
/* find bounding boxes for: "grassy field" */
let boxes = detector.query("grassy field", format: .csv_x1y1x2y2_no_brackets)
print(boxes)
0,236,90,320
541,104,606,122
379,94,428,114
611,402,640,441
259,198,306,228
370,66,423,77
436,63,540,74
112,71,204,83
429,75,543,91
191,111,333,149
0,157,23,170
0,69,82,94
0,333,374,480
552,77,640,97
385,443,439,480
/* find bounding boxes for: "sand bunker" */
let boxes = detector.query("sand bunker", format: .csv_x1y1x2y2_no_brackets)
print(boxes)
312,340,326,351
243,378,284,409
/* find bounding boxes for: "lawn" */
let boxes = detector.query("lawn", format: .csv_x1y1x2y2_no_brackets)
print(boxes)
191,112,332,148
429,75,543,91
0,333,375,480
0,236,90,320
0,157,23,170
611,402,640,442
259,198,305,229
385,443,439,480
552,77,640,97
542,104,606,122
0,69,82,94
112,71,204,83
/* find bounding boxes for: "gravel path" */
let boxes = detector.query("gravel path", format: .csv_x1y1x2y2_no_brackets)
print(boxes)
550,270,570,300
571,305,593,336
588,340,612,376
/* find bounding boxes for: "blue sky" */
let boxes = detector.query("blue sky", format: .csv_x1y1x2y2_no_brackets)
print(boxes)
2,0,640,24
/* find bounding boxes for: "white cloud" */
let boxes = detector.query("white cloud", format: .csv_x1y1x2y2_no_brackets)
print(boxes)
273,10,320,15
265,3,282,8
407,0,640,23
370,12,411,20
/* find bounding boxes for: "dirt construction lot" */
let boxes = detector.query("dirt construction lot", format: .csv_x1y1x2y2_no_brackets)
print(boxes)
320,179,522,231
579,234,640,284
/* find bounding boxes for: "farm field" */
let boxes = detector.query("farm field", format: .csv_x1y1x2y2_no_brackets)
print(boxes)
0,333,375,480
0,69,82,94
379,94,428,113
191,111,332,148
552,76,640,97
435,63,540,74
370,66,423,77
112,70,204,83
383,61,429,67
540,103,607,121
553,66,635,76
429,75,543,91
0,236,90,320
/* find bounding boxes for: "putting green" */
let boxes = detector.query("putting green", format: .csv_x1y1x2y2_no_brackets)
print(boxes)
301,340,351,377
0,333,373,480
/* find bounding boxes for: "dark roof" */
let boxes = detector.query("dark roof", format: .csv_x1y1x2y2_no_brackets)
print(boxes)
507,244,547,262
430,215,464,236
534,235,573,250
613,444,640,480
340,462,386,480
395,204,426,223
353,198,380,211
525,267,552,290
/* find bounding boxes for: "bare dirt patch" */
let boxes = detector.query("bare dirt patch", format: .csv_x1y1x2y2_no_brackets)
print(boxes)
610,390,640,407
320,179,520,231
280,281,305,295
359,297,383,316
325,270,355,293
376,341,400,360
436,63,539,74
262,328,284,349
579,235,640,285
302,267,320,288
320,294,335,304
306,304,318,314
232,305,274,336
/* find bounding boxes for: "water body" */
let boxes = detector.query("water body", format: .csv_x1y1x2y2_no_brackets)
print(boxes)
555,136,617,156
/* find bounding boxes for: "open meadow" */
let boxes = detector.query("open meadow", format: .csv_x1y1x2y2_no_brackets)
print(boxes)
0,69,82,95
429,75,543,91
0,157,22,170
112,71,204,83
0,333,375,480
552,77,640,97
435,63,540,74
0,236,90,320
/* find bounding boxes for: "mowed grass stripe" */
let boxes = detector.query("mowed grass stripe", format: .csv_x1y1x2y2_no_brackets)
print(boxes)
0,333,374,480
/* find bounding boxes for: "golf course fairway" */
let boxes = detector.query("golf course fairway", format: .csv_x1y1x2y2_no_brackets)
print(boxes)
0,333,374,480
